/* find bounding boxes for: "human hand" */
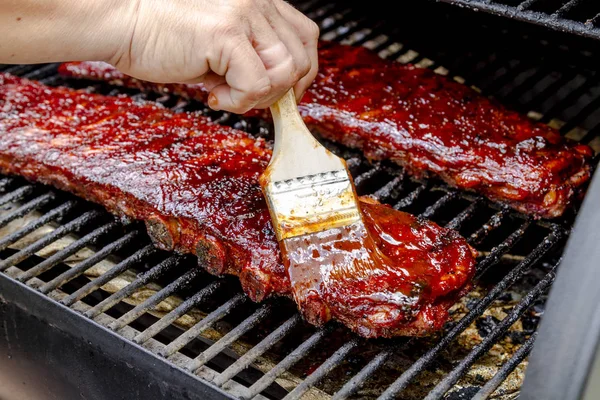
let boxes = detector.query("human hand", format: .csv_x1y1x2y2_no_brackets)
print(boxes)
110,0,320,114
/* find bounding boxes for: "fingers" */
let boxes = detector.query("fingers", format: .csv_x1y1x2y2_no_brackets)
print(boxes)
274,1,320,100
208,39,271,114
204,1,320,114
253,11,312,108
248,15,299,108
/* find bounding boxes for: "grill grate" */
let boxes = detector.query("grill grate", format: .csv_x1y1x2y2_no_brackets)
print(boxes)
437,0,600,41
1,1,600,399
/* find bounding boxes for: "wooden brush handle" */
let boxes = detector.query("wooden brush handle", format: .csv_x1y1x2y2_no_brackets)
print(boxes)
267,89,346,181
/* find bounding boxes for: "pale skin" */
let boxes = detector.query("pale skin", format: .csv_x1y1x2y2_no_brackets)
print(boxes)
0,0,320,114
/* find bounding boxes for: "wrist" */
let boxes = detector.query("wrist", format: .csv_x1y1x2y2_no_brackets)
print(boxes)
92,0,142,64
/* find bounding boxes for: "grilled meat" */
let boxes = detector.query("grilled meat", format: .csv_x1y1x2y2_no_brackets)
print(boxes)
0,73,476,338
60,41,593,218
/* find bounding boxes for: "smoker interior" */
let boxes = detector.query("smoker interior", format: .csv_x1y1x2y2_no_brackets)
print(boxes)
1,1,600,399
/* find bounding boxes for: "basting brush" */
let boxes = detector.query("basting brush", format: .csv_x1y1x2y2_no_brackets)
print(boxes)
259,88,362,250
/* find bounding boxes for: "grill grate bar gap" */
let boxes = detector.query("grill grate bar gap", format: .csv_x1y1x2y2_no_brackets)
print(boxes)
39,230,139,294
393,183,428,210
109,266,204,331
445,198,483,231
84,254,183,319
61,244,156,306
214,314,302,387
16,220,118,283
187,304,272,372
246,327,330,399
475,220,531,278
552,0,586,18
0,209,102,272
424,267,557,400
282,338,360,400
332,348,395,400
160,293,247,358
472,332,537,400
419,192,456,219
377,229,561,400
0,185,34,207
0,201,76,252
468,208,510,246
0,192,54,229
134,279,225,344
540,74,599,124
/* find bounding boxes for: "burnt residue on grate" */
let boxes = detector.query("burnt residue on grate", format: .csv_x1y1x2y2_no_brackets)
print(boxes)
1,0,600,399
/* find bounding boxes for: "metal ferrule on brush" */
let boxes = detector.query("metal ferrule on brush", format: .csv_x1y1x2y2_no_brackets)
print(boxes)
264,168,361,241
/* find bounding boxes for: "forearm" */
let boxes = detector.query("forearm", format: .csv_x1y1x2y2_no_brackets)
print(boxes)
0,0,137,64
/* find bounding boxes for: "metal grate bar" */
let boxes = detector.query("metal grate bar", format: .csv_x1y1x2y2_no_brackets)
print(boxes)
393,183,428,210
559,92,600,134
479,60,530,95
540,75,599,124
0,210,101,272
283,338,360,400
0,185,33,207
0,192,54,229
38,230,139,294
472,332,537,400
329,217,532,400
353,165,382,188
445,198,483,231
424,268,556,400
0,65,38,76
108,267,203,331
16,221,118,282
21,63,61,80
377,230,561,400
468,209,510,246
61,244,157,306
84,255,183,318
518,0,540,11
525,70,578,112
160,293,247,358
420,192,457,219
187,304,272,372
0,176,14,191
332,348,394,400
588,12,600,26
214,315,302,387
503,65,552,106
134,279,225,344
475,220,531,278
246,328,329,398
372,175,404,202
553,0,585,18
0,201,75,252
581,120,600,144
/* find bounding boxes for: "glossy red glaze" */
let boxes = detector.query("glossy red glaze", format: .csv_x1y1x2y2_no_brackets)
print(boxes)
60,41,593,218
284,198,476,338
0,73,475,337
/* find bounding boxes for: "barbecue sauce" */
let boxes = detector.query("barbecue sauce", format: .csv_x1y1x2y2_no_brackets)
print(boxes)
0,73,477,338
281,199,477,338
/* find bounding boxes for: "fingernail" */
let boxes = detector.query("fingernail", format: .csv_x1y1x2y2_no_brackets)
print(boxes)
208,93,219,110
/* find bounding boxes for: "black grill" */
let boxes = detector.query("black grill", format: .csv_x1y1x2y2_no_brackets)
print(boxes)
1,1,599,399
438,0,600,40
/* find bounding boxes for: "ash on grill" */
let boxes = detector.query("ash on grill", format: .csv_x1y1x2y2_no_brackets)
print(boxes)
1,0,599,399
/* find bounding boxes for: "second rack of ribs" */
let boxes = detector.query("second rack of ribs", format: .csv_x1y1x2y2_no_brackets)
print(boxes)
0,73,476,339
60,41,594,218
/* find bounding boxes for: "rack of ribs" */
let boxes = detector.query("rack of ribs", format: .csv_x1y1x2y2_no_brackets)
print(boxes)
59,41,594,219
0,73,476,338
